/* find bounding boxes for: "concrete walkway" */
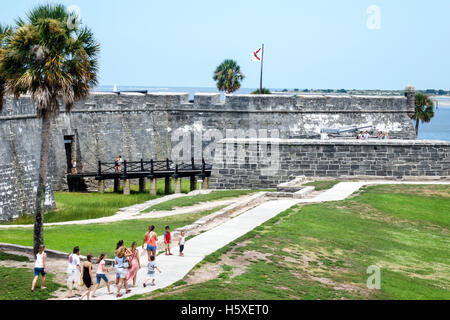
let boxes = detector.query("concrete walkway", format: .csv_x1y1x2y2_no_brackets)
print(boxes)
86,180,450,300
89,198,303,300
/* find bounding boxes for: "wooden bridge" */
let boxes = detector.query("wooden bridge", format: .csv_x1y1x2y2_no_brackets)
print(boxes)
67,158,212,195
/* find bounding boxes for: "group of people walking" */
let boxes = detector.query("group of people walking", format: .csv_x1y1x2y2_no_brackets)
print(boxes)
31,225,186,300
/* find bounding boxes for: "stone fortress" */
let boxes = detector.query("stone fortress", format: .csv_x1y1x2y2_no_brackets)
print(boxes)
0,85,449,221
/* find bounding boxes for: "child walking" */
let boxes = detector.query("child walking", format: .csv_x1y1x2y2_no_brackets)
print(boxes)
79,254,94,300
164,226,172,255
143,255,161,287
179,231,186,257
31,244,46,292
67,246,81,298
92,253,111,297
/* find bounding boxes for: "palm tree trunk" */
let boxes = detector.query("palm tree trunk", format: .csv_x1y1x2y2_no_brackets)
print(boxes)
33,108,52,255
415,119,419,137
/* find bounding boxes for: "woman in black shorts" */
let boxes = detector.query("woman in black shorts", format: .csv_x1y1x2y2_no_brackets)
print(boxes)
79,254,94,300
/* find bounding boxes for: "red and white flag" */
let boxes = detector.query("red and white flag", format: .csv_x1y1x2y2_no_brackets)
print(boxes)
251,47,262,62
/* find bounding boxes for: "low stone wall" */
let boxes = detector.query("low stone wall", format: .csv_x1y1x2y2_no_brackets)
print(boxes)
209,138,450,189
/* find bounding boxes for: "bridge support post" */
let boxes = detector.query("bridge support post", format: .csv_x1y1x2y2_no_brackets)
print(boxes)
149,178,157,196
175,178,182,194
98,180,105,193
139,178,146,193
190,176,196,191
114,178,120,193
123,179,131,195
164,177,171,195
202,176,209,190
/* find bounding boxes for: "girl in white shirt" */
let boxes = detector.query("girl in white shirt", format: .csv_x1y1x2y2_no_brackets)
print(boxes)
31,244,46,292
67,246,82,298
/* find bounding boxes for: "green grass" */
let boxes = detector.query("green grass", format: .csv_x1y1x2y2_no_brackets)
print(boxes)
143,189,262,212
0,252,30,262
2,179,195,225
0,266,62,300
135,184,450,300
303,180,340,191
0,207,223,258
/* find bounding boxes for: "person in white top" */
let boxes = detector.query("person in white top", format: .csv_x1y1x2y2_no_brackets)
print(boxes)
67,246,82,298
31,244,46,292
179,231,186,257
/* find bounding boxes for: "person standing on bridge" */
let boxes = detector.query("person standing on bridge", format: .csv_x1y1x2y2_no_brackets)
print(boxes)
142,225,158,262
115,156,121,173
118,155,124,171
71,159,77,174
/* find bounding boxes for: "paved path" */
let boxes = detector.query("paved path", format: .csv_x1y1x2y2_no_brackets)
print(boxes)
89,198,303,300
65,180,449,300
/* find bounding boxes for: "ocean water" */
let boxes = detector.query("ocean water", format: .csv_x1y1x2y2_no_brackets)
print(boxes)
94,86,450,142
416,99,450,142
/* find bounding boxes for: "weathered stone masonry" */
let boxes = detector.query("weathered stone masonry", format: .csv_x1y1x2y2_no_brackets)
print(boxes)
0,89,416,220
209,139,450,189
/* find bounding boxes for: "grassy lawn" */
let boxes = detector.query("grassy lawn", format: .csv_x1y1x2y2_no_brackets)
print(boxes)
135,184,450,300
303,180,340,191
143,189,263,212
0,266,62,300
1,179,194,225
0,208,222,258
0,252,30,262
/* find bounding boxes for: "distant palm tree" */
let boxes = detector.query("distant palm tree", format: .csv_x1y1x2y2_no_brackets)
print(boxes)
0,24,13,110
213,59,245,94
0,4,99,254
251,88,271,94
412,92,435,136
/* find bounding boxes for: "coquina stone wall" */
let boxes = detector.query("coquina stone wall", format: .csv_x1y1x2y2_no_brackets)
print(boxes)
0,88,417,220
209,138,450,189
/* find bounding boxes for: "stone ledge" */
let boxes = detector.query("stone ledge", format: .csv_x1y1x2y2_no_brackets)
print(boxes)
217,138,450,146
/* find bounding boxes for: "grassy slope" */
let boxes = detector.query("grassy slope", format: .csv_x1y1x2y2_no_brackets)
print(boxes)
0,266,62,300
2,179,193,225
138,184,449,300
0,208,221,258
0,252,30,262
303,180,340,191
143,190,261,212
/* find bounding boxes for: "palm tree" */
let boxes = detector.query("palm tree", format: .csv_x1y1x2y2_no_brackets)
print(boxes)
213,59,245,94
0,24,13,110
0,4,99,254
251,88,271,94
412,92,435,136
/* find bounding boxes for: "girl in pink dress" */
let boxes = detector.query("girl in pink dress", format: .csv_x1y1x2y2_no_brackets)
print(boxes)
126,242,140,287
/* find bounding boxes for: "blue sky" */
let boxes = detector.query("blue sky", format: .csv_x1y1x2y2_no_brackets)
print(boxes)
1,0,449,90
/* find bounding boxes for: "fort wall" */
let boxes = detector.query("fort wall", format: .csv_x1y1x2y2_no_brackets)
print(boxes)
0,89,417,220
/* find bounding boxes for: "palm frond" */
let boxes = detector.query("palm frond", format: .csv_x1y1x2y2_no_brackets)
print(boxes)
213,59,245,93
1,3,100,117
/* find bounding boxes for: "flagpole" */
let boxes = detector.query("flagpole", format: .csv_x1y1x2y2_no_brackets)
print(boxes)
260,44,264,93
